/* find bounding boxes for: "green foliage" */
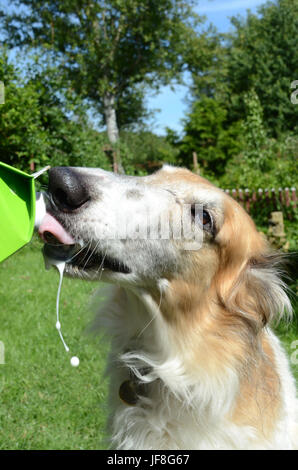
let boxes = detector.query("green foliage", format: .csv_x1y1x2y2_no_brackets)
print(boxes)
192,0,298,137
226,0,298,135
220,91,298,189
0,49,111,172
119,130,179,175
1,0,297,192
241,91,268,164
171,0,298,188
0,46,179,175
0,0,209,132
175,97,244,177
0,50,49,169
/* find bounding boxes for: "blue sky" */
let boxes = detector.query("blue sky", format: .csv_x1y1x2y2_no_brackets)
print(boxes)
150,0,268,136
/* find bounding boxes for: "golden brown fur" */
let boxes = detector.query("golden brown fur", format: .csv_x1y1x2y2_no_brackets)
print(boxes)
42,164,297,449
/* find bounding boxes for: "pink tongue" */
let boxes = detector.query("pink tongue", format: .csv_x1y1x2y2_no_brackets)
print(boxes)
38,213,74,245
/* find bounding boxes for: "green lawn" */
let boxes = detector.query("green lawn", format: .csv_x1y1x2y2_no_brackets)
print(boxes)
0,239,297,449
0,239,109,449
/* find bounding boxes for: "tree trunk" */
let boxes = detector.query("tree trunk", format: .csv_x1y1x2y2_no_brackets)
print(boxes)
103,92,125,174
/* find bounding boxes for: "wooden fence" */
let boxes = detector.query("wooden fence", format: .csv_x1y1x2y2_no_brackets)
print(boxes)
223,187,296,217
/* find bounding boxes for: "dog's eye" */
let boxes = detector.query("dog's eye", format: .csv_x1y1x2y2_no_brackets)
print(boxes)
202,210,212,227
191,205,213,232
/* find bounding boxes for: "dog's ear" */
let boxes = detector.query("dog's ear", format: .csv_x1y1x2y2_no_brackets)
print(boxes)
246,254,292,325
215,197,292,335
219,253,292,335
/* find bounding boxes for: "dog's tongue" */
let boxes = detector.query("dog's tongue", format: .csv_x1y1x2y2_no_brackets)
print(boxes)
38,213,74,245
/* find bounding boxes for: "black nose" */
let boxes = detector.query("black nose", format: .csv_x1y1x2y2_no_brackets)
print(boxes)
48,167,90,211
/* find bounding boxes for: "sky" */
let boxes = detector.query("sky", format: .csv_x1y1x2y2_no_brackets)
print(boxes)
149,0,268,136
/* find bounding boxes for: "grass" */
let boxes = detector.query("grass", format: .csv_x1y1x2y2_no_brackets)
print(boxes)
0,239,109,449
0,238,297,449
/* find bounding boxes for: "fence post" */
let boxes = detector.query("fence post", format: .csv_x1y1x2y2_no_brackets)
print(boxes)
271,188,276,210
278,187,283,206
285,188,290,207
238,188,244,207
265,188,270,207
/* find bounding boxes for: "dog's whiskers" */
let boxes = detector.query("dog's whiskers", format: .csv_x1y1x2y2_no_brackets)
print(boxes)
75,240,93,266
67,242,90,263
96,249,108,280
82,240,100,270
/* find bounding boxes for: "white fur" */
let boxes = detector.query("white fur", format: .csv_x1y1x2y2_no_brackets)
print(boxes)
46,165,298,450
93,284,298,450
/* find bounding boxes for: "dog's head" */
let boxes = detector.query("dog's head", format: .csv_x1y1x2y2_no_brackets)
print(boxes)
39,165,291,333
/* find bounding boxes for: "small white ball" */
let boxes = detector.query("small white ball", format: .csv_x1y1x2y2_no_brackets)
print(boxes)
56,321,61,330
70,356,80,367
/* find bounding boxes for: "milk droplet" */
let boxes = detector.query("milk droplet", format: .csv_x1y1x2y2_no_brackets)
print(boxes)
52,260,78,363
70,356,80,367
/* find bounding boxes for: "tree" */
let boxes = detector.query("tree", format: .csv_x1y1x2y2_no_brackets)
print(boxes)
0,0,210,171
227,0,298,135
220,90,298,189
191,0,298,136
177,97,244,178
120,130,179,174
0,48,110,172
0,49,49,170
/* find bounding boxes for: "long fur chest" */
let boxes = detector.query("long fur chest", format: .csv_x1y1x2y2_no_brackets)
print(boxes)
93,286,297,450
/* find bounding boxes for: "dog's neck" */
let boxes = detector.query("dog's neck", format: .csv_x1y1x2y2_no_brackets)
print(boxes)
98,283,238,396
97,284,167,353
98,284,283,449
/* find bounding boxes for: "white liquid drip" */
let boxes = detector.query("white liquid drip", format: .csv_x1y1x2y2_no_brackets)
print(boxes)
49,260,80,367
56,262,70,352
35,179,80,367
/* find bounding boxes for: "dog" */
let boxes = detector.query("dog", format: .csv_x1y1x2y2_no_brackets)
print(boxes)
38,164,298,450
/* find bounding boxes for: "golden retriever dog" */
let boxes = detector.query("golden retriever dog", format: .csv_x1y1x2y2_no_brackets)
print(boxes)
38,164,297,450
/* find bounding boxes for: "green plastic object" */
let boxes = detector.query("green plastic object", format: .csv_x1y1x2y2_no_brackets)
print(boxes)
0,162,36,263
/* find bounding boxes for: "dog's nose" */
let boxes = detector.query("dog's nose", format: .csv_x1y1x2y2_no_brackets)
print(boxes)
48,167,90,211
